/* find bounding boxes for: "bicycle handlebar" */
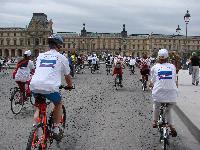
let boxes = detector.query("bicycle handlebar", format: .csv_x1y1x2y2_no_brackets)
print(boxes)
59,85,75,90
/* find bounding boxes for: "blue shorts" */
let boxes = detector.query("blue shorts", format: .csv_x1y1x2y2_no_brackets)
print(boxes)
33,92,62,104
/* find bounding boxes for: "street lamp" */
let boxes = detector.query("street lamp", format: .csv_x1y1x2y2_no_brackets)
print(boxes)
182,10,191,67
184,10,191,54
176,25,181,35
176,25,181,52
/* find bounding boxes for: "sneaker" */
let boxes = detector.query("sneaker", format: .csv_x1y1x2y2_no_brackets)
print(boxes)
196,81,199,86
52,126,64,141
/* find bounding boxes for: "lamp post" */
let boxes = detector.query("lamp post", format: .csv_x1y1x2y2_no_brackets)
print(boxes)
183,10,191,67
184,10,191,55
176,25,181,52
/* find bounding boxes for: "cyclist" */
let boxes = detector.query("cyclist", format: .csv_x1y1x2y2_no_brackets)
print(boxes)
139,53,151,83
12,50,35,101
105,54,112,69
149,49,178,137
113,56,124,87
30,34,73,140
129,55,136,73
91,54,98,71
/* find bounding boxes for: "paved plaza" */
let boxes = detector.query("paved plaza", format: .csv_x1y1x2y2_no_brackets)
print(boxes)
0,65,200,150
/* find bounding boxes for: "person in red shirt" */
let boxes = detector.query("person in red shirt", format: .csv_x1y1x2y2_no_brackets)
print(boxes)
113,56,124,87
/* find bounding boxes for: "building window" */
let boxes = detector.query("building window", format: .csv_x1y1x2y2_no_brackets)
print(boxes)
28,39,30,45
14,39,17,45
14,33,16,36
35,38,39,45
7,39,10,45
0,40,3,45
68,43,71,48
132,45,135,49
43,39,46,45
20,39,23,46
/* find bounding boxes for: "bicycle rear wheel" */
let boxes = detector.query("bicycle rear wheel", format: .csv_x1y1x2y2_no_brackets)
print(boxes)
163,138,169,150
10,88,23,114
26,123,47,150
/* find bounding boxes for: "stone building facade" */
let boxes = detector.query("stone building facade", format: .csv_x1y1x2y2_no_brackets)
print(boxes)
0,13,200,58
59,24,200,57
0,13,53,58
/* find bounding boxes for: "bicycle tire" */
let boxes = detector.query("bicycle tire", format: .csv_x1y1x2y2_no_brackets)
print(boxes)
26,123,47,150
10,88,23,114
48,105,66,129
163,138,168,150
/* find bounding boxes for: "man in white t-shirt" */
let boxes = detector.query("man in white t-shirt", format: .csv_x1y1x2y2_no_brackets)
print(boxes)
129,56,136,73
13,50,35,100
150,49,178,137
91,54,99,70
30,34,72,140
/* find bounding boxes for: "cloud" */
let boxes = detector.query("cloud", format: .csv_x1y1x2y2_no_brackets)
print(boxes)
0,0,199,35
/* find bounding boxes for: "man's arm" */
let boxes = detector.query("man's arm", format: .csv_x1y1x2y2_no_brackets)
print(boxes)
65,74,72,87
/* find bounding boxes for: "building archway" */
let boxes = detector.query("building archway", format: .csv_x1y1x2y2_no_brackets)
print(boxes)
17,49,22,57
11,49,15,57
4,49,9,57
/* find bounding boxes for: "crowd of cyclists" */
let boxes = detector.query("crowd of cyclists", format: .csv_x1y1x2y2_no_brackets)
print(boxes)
10,34,185,144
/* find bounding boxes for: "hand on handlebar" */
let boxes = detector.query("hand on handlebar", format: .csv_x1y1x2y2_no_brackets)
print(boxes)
59,85,75,90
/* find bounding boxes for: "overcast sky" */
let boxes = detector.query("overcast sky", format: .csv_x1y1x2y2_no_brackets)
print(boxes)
0,0,199,36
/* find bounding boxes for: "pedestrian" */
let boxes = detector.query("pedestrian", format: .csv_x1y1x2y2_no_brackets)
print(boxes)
189,52,200,86
169,51,182,86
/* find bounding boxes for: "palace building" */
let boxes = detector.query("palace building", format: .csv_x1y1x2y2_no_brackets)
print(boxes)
0,13,200,58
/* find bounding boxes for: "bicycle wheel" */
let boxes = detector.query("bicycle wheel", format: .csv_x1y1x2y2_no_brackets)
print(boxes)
10,88,23,114
48,105,66,129
142,80,147,91
163,138,169,150
26,123,47,150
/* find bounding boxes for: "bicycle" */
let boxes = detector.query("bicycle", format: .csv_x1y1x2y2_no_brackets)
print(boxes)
141,74,148,91
114,74,122,90
106,64,112,75
10,82,34,114
26,85,74,150
129,65,135,74
157,103,171,150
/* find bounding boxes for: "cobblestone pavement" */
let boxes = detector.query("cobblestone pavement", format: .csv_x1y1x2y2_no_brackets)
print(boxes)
0,65,199,150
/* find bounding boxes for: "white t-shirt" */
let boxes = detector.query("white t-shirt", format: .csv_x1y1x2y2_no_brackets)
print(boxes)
129,58,136,65
151,63,178,102
15,60,34,82
91,56,97,64
30,49,70,94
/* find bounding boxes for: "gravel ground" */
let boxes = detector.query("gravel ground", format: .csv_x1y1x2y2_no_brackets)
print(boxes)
0,65,199,150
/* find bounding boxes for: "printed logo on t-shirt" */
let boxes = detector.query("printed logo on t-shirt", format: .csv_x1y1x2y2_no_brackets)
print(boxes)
39,59,56,68
158,71,172,80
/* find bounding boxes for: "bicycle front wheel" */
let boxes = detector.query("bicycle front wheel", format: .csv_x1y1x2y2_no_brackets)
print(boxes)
26,123,47,150
10,88,23,114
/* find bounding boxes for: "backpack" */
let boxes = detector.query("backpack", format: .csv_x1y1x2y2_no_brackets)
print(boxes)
115,62,121,69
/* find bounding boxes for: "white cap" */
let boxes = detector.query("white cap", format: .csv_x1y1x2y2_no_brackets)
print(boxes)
24,50,32,56
158,49,168,59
